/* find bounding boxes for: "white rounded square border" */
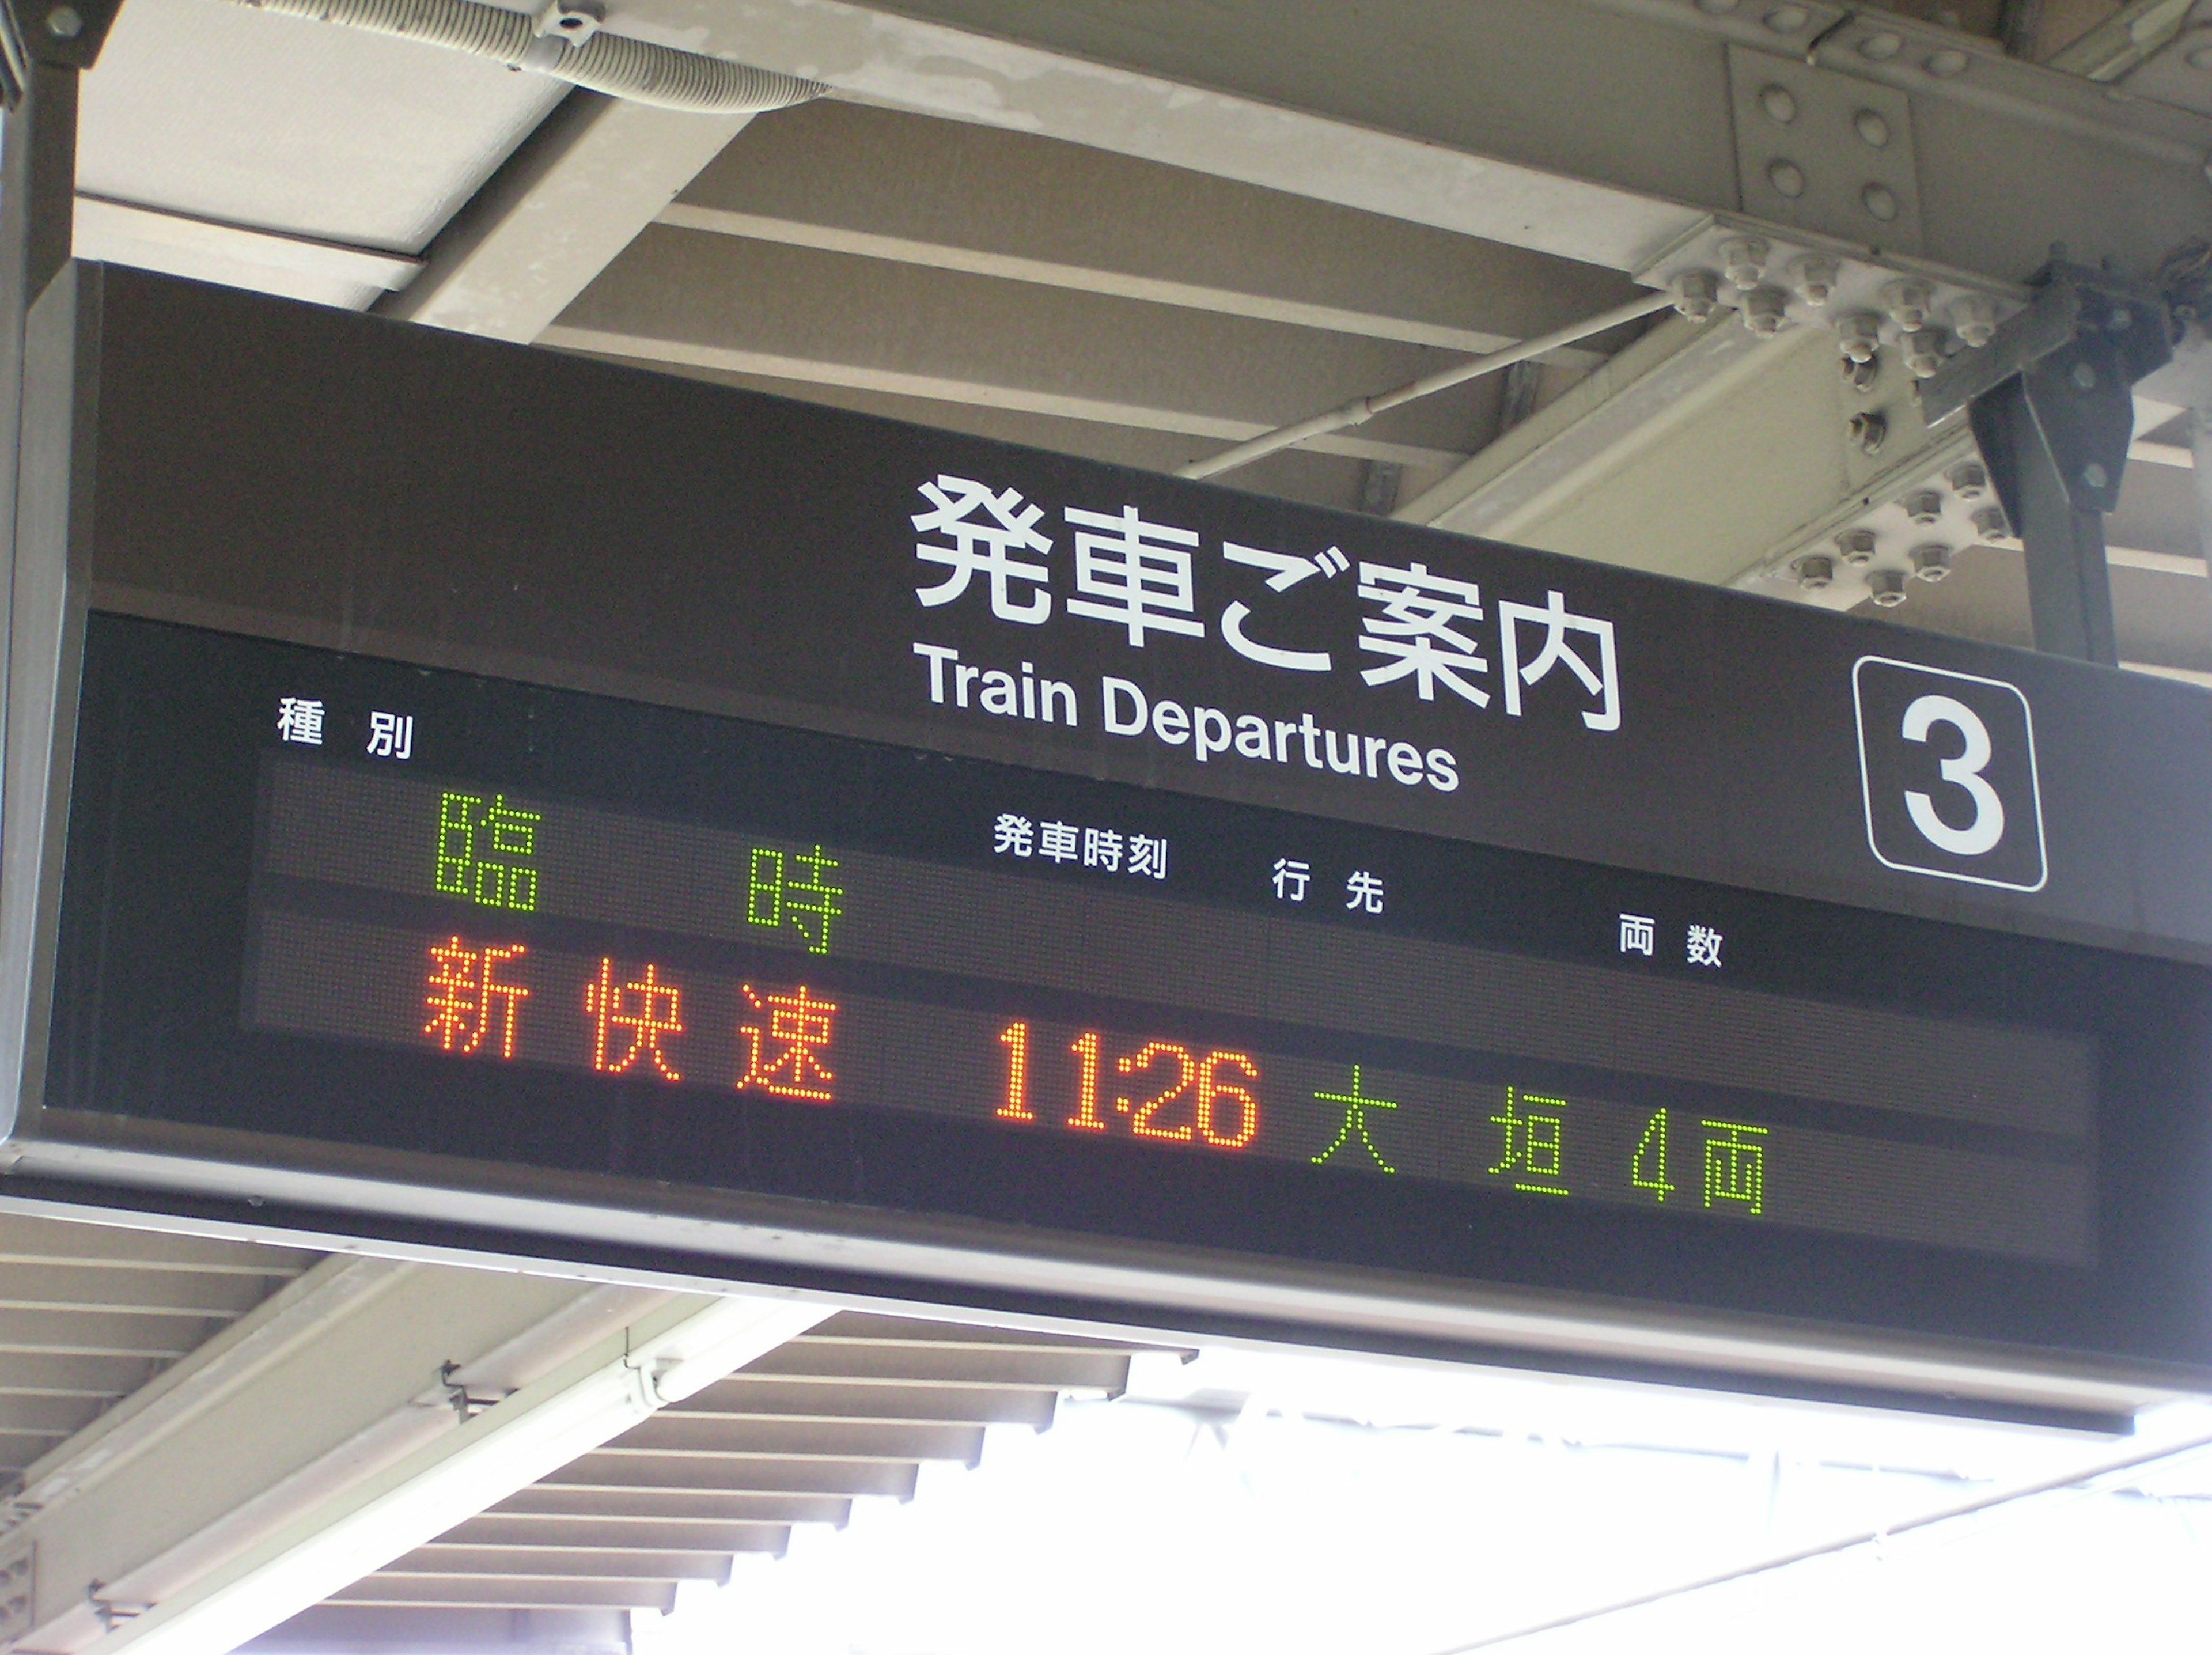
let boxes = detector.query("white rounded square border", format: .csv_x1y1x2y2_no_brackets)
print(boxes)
1851,654,2048,894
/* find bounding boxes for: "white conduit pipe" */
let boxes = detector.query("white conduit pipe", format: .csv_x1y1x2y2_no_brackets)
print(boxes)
228,0,827,113
1176,289,1681,481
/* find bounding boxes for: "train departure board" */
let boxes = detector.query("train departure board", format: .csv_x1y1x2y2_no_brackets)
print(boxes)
39,614,2212,1371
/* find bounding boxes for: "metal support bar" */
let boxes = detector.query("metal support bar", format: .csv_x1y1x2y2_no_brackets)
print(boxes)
1929,261,2173,664
1971,376,2118,664
0,59,75,858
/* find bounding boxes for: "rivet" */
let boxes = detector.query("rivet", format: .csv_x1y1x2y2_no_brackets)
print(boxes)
44,4,80,36
1923,49,1969,78
1862,182,1900,222
2070,360,2098,391
1759,83,1798,124
1766,3,1809,31
1767,158,1807,198
1858,30,1902,60
1867,568,1910,608
2082,461,2109,490
1854,108,1891,147
2188,43,2212,71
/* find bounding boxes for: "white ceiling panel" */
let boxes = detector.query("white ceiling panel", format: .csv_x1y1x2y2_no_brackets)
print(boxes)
79,0,566,256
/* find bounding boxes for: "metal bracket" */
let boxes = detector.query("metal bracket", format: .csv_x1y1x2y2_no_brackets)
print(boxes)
85,1578,143,1636
438,1360,503,1422
1920,259,2175,663
0,0,119,96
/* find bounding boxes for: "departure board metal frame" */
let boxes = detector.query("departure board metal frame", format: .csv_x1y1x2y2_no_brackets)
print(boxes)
5,265,2212,1414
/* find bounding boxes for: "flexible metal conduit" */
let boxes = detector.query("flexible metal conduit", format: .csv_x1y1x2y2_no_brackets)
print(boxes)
228,0,827,113
1176,289,1681,481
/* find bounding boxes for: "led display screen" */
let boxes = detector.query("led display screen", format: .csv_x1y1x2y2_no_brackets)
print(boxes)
43,615,2212,1364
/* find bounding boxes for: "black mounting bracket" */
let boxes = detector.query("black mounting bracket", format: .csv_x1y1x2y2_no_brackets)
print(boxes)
1919,260,2173,665
0,0,120,106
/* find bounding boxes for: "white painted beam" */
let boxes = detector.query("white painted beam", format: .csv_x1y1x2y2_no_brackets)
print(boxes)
618,0,2212,283
12,1259,624,1655
71,198,422,311
66,1294,827,1655
0,1219,828,1655
663,100,1640,360
380,91,757,343
543,228,1494,471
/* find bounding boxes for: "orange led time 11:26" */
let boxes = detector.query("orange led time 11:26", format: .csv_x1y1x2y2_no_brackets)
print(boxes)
995,1022,1260,1150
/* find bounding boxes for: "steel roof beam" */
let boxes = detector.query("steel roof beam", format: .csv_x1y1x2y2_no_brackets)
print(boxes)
665,99,1639,362
543,228,1494,477
625,0,2212,286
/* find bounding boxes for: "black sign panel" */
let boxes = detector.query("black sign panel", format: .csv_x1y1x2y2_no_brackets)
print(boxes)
11,268,2212,1390
74,268,2212,965
39,615,2212,1375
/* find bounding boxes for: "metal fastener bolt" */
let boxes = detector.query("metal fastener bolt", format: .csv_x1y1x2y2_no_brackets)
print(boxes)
1854,108,1891,147
2070,360,2098,391
1858,31,1902,60
1835,528,1878,565
1792,255,1839,306
1866,568,1909,608
1791,552,1835,589
1718,236,1770,289
1862,183,1900,223
1836,312,1883,365
44,4,80,35
1948,294,1997,349
1767,158,1806,198
1908,542,1954,582
1946,461,1989,499
1973,505,2012,540
1671,269,1721,321
1902,488,1944,527
1740,286,1791,336
1901,327,1947,378
2082,462,2109,490
1848,411,1888,454
1759,83,1797,124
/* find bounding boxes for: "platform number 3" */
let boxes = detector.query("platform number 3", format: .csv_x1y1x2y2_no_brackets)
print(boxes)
1854,657,2046,893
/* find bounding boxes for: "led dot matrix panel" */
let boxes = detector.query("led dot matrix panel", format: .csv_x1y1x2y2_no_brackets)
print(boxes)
46,617,2212,1366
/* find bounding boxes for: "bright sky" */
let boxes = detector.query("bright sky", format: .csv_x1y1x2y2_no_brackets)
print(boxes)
638,1340,2212,1655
